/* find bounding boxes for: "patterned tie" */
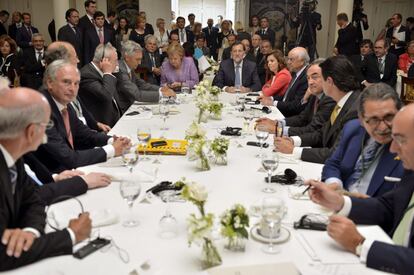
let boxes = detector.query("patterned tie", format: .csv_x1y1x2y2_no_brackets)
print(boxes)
330,104,341,125
392,193,414,246
98,28,104,44
234,64,241,87
37,51,42,63
348,140,382,188
378,57,385,75
61,108,74,148
9,165,17,195
150,53,156,67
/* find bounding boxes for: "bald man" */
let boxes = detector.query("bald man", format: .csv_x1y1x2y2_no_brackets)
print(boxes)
0,88,91,271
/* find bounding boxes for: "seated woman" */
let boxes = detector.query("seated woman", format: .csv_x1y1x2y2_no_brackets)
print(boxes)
261,50,291,99
160,43,199,90
0,35,19,87
398,40,414,74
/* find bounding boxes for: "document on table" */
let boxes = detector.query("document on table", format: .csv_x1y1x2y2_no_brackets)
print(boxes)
207,262,300,275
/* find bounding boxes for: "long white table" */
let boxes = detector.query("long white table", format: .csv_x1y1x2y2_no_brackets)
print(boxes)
8,93,389,275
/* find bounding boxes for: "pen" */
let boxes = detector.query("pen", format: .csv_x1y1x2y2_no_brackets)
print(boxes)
302,185,311,195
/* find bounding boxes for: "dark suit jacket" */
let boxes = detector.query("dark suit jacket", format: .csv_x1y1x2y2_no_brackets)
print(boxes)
322,119,404,197
15,25,39,49
256,52,266,86
348,171,414,274
170,28,194,44
362,53,398,87
300,91,360,163
0,22,6,36
256,28,275,46
78,15,94,32
409,64,414,78
212,58,262,92
349,54,366,85
48,19,56,42
286,94,336,136
335,23,359,57
58,24,83,67
202,26,219,59
276,67,308,117
386,25,411,57
83,27,114,65
221,47,231,61
8,23,21,41
0,151,72,271
35,89,109,173
138,49,162,85
79,63,121,127
19,47,46,90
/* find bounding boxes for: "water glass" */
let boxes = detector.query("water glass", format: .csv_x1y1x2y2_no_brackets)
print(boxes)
122,146,139,173
120,180,141,227
255,124,269,158
261,197,285,254
261,152,279,193
137,127,151,161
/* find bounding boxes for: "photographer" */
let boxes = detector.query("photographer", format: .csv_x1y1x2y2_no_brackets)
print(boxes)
291,0,322,61
352,0,369,45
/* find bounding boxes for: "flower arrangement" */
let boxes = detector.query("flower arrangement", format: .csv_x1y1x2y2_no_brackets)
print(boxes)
208,102,223,120
192,138,210,171
185,121,206,142
210,137,229,165
193,80,223,123
179,179,222,269
220,204,249,251
205,56,219,74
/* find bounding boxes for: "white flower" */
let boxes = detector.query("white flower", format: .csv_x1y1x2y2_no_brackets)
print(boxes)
188,182,208,202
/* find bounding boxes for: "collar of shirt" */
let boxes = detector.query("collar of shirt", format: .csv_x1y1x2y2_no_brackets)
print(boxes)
36,49,44,54
337,91,353,109
96,26,103,33
68,23,76,28
294,65,307,79
16,22,22,28
316,92,324,100
394,24,402,32
52,96,66,112
233,60,244,69
91,62,104,77
87,14,93,21
123,59,131,74
0,144,15,168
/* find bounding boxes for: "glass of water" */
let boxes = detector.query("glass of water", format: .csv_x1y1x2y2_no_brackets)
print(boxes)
158,190,178,239
159,98,170,137
181,82,190,102
242,109,255,135
120,180,141,227
122,146,139,173
261,197,284,254
261,152,279,193
137,127,151,161
255,124,269,158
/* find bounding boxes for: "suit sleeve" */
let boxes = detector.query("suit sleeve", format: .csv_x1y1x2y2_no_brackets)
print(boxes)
285,99,313,128
301,147,334,164
39,176,88,205
212,63,226,88
262,73,291,97
321,129,347,180
276,83,307,117
16,30,30,48
80,73,118,105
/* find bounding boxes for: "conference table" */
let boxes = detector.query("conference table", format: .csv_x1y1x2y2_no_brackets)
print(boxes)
8,93,390,275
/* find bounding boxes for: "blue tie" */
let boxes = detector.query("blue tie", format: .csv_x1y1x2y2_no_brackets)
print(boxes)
348,140,382,187
235,64,241,87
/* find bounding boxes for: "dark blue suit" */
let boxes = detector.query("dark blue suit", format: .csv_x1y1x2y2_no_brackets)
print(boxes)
15,25,39,49
322,119,403,197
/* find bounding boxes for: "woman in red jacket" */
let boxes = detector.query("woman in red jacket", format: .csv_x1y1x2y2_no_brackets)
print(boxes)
261,50,292,100
398,40,414,74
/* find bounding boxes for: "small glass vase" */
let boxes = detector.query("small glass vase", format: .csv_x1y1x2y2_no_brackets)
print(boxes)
210,94,219,102
200,238,222,269
225,236,246,252
198,109,209,123
214,153,227,165
196,156,210,171
210,111,222,120
187,144,198,161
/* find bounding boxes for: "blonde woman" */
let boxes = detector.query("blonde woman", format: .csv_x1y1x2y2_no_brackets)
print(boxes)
154,18,169,53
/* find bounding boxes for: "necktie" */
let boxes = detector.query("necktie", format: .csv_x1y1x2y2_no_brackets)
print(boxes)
282,72,297,101
235,64,241,87
313,97,320,115
378,57,385,75
27,26,32,38
330,104,341,125
72,26,77,34
348,140,382,189
262,29,265,35
393,193,414,246
37,51,42,63
208,28,211,35
180,29,185,43
150,53,155,67
98,28,104,44
61,108,74,148
9,165,17,195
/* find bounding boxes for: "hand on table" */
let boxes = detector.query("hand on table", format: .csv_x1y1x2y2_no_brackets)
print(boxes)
274,137,294,154
97,122,111,133
82,172,112,189
327,215,364,254
161,86,176,97
306,179,345,212
255,118,276,134
54,170,85,182
113,136,132,157
1,229,36,258
259,95,274,106
68,213,92,244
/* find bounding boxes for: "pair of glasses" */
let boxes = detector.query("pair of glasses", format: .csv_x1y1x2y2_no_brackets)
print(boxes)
363,113,395,127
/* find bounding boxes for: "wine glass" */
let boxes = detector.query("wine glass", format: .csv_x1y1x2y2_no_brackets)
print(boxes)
181,82,190,103
261,197,284,254
119,180,141,227
137,127,151,161
122,146,139,173
236,95,246,112
159,98,170,137
242,109,255,135
158,190,178,239
255,124,269,158
261,152,279,193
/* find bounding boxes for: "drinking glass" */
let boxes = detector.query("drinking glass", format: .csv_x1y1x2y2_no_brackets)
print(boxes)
242,109,255,135
137,127,151,161
261,197,285,254
261,152,279,193
122,146,139,173
158,190,178,239
120,180,141,227
159,98,170,136
255,124,269,158
181,82,190,102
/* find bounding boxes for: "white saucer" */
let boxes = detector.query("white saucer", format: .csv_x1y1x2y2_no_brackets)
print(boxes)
250,225,290,244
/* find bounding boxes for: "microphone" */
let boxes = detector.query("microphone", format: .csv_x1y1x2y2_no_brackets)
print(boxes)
284,168,297,182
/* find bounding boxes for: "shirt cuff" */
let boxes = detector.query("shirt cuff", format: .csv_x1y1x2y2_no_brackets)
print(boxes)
158,88,163,99
360,238,375,264
337,196,352,216
273,100,278,107
291,136,302,147
22,227,40,238
283,126,289,137
66,228,76,246
103,145,115,159
103,72,116,78
325,177,344,189
292,147,303,160
223,86,228,92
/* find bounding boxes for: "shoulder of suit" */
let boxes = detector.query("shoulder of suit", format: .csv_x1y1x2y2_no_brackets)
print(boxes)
343,118,362,131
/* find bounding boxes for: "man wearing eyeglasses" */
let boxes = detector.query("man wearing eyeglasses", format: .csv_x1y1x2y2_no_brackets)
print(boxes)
321,83,404,197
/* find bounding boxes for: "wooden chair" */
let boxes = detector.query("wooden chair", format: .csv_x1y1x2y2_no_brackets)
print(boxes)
400,76,414,105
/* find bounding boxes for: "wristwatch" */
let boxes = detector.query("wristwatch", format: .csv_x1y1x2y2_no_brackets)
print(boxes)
355,237,366,256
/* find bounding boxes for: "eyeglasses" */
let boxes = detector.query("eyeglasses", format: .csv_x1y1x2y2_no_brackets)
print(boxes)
363,113,395,127
391,134,407,146
36,119,54,130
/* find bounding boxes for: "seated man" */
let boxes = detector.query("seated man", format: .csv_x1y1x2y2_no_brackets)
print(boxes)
35,60,130,173
349,39,373,84
79,43,122,127
256,58,335,137
0,87,91,271
220,33,236,61
260,47,309,117
213,41,261,93
116,40,175,113
19,33,46,90
274,56,360,164
306,104,414,274
322,83,404,197
138,35,163,85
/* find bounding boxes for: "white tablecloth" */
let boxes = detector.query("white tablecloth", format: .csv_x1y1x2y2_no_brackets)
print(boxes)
8,93,389,275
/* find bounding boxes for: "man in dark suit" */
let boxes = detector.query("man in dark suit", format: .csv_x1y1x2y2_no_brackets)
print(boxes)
307,104,414,274
0,87,91,271
83,11,115,65
212,42,261,93
138,35,163,85
349,39,373,84
202,18,219,60
15,12,39,49
79,43,122,127
351,2,369,45
334,13,359,57
116,41,175,113
220,33,236,61
0,10,9,36
256,17,275,47
361,39,398,88
57,8,83,68
36,60,130,173
257,58,335,138
77,0,96,32
322,83,404,197
386,13,411,57
256,39,273,85
19,33,46,90
170,16,194,45
260,47,309,117
275,56,360,164
8,12,22,41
